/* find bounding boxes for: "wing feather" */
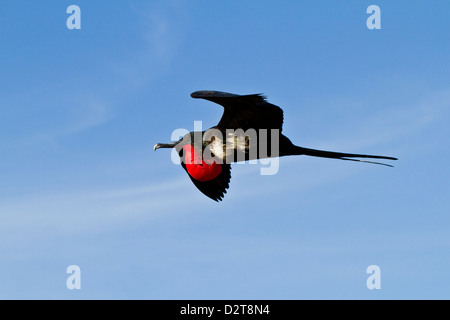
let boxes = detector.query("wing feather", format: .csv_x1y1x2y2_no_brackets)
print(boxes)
182,162,232,202
191,91,284,131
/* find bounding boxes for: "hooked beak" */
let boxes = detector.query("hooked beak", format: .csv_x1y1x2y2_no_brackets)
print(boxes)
153,142,179,151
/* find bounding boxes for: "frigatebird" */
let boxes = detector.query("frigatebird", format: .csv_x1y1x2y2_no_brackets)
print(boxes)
154,91,397,201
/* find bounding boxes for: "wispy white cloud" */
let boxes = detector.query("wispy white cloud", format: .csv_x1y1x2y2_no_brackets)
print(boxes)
292,86,450,154
0,177,195,247
109,1,187,86
21,100,113,146
2,2,188,149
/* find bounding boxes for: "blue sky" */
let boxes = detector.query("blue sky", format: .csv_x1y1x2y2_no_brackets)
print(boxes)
1,0,449,299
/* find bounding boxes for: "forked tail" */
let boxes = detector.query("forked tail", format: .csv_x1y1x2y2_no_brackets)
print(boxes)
291,146,398,167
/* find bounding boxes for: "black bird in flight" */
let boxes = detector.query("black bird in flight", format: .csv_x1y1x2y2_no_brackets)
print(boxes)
154,91,397,201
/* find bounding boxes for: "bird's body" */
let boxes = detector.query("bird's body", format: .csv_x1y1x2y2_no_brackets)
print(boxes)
154,91,397,201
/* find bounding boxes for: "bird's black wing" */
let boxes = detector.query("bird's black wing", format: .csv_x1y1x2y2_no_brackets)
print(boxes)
181,163,232,202
191,91,284,131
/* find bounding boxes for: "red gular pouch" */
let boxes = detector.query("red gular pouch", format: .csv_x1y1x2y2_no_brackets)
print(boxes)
181,144,223,182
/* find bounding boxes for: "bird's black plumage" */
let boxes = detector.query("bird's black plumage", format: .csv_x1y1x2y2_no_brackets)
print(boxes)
154,91,398,201
191,91,284,131
182,161,231,202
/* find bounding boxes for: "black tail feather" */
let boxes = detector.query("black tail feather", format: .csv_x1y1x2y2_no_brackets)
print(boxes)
291,146,398,167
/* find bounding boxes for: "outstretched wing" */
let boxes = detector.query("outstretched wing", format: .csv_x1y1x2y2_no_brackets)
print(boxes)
181,162,232,202
191,91,284,131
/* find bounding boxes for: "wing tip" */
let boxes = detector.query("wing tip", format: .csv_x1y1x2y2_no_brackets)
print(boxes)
190,90,267,100
186,164,231,202
191,90,240,99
